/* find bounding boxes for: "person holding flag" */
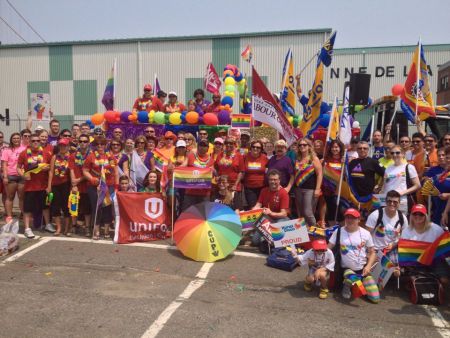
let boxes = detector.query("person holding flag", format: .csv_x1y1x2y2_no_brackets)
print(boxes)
82,136,118,240
132,84,164,113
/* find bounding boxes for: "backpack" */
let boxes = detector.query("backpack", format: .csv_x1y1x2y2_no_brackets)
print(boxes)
409,272,445,305
328,226,343,291
374,207,405,231
266,247,298,272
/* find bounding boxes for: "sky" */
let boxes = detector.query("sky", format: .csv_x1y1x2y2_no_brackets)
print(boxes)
0,0,450,48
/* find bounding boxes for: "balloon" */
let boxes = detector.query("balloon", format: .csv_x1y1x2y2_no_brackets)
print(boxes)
221,96,233,107
104,110,116,123
91,113,104,126
225,85,235,92
391,83,404,96
237,84,245,96
128,114,137,122
239,78,246,86
223,70,234,78
352,121,360,128
154,111,165,125
227,92,235,98
186,111,199,124
224,77,235,86
217,110,231,125
137,110,149,123
169,112,182,125
203,113,219,126
318,113,330,127
235,73,243,82
148,111,155,123
120,111,132,122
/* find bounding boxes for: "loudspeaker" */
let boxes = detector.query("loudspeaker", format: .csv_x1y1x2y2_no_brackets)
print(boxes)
349,73,371,105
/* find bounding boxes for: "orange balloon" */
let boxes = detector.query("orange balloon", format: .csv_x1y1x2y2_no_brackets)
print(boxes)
91,113,105,126
391,83,404,96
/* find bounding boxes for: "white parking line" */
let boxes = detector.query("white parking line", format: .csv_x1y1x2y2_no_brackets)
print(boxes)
421,305,450,338
141,262,214,338
0,237,51,266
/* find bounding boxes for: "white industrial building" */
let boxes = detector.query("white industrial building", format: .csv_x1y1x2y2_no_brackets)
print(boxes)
0,28,449,134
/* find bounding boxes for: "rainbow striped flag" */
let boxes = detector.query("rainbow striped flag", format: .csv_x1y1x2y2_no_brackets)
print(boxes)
153,149,169,172
322,161,342,193
418,232,450,265
101,60,115,110
398,239,431,266
239,209,263,231
241,45,253,63
173,167,212,189
231,114,252,128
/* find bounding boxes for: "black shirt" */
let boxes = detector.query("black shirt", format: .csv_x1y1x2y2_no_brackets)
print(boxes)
348,157,385,196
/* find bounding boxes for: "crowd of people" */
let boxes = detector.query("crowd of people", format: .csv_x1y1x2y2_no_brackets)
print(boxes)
0,84,449,303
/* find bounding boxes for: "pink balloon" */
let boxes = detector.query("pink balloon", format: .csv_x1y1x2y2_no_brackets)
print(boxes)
391,83,404,96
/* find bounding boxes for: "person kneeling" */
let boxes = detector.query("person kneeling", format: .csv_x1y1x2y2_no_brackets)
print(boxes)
328,208,380,303
292,239,334,299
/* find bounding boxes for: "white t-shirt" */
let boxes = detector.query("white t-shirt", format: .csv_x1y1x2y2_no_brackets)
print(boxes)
329,226,374,271
382,163,418,211
298,248,335,272
400,223,444,243
366,208,408,250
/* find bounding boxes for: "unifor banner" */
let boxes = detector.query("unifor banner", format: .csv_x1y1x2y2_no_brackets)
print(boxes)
113,192,169,244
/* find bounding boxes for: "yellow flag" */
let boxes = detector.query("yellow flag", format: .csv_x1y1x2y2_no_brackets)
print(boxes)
327,96,340,141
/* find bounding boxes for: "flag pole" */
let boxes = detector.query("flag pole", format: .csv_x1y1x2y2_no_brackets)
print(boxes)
296,49,319,77
415,37,421,120
323,95,338,158
334,149,347,223
369,114,375,157
171,174,175,245
92,165,103,240
113,58,117,111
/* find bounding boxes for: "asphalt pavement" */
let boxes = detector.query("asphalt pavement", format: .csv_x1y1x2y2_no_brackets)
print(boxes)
0,235,449,338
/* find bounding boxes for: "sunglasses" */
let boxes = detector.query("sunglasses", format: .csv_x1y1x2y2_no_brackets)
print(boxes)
357,147,369,150
386,199,399,205
114,131,122,134
79,140,89,144
23,135,31,138
97,143,106,146
400,140,410,143
111,143,120,146
412,140,421,144
251,146,262,149
390,151,401,155
298,144,308,147
145,130,154,133
31,140,40,143
412,213,426,217
62,134,71,137
225,142,234,145
199,133,208,136
136,141,145,144
425,139,435,143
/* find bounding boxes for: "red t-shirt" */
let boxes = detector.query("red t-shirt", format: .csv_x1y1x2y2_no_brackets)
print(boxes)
165,102,186,113
257,187,289,213
186,152,215,196
215,151,245,191
83,151,117,187
133,96,164,112
17,148,51,192
243,153,268,188
43,144,53,157
51,153,70,186
69,151,90,193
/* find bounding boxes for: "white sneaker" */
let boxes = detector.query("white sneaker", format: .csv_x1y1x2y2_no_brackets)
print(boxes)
342,284,352,299
45,223,56,233
24,228,35,239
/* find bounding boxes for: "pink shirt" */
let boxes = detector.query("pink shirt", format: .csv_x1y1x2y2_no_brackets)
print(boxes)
1,145,26,176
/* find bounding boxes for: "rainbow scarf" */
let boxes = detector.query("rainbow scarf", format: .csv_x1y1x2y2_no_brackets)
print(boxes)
398,238,431,266
418,232,450,265
294,160,315,187
153,149,169,172
173,167,212,189
239,209,263,231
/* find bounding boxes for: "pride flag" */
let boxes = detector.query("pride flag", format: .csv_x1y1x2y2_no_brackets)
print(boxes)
173,167,212,189
241,45,253,63
322,161,342,193
400,42,435,121
97,165,112,207
153,149,169,172
418,232,450,265
231,114,252,128
239,209,263,231
398,239,431,266
101,59,115,111
280,48,296,116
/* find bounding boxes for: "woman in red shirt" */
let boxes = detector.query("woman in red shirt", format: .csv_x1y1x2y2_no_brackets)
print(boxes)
83,136,119,240
243,140,268,209
215,136,245,209
47,138,71,236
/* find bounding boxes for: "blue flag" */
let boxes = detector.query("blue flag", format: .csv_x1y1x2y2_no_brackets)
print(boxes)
400,99,416,124
319,31,337,67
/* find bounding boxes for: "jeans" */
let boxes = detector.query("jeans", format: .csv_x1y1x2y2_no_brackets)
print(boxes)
294,187,317,226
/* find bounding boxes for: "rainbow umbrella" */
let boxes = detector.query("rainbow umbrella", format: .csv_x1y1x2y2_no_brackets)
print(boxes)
174,202,242,262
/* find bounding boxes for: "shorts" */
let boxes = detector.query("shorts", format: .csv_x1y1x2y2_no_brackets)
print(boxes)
78,192,91,216
51,182,70,217
7,175,23,184
24,190,46,214
308,266,330,277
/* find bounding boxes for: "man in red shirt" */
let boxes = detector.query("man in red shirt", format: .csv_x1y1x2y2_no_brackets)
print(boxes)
252,169,290,246
181,139,215,211
132,84,164,113
17,134,52,238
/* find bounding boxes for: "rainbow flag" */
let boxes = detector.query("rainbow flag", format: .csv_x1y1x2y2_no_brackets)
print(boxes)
380,254,395,269
231,114,252,128
153,149,169,172
323,161,342,193
418,232,450,265
400,42,435,121
398,239,431,266
239,209,263,231
173,167,212,189
101,59,115,110
97,165,111,207
241,45,253,63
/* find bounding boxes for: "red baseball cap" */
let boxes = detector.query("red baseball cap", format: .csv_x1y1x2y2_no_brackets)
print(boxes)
344,208,360,218
143,84,152,91
312,239,327,251
58,138,70,146
411,204,427,215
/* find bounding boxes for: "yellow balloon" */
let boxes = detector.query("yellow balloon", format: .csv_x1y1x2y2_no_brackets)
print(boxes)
169,112,182,125
224,77,235,86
